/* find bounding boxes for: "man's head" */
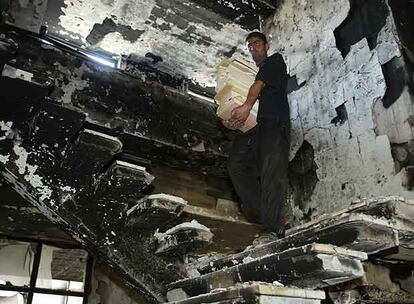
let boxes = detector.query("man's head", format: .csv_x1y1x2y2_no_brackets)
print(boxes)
246,32,269,66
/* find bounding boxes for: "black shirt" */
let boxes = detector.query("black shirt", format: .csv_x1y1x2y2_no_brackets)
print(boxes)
255,53,289,126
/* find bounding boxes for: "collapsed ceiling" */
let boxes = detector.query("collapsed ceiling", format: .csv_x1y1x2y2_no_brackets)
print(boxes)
6,0,278,95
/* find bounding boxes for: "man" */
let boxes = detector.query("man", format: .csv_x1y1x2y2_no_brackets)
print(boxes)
224,32,290,240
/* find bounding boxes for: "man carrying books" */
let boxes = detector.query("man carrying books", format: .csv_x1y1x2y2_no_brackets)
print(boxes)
223,31,290,242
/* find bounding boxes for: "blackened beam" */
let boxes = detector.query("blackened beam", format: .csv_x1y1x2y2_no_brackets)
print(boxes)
1,28,229,178
0,90,188,302
0,181,74,244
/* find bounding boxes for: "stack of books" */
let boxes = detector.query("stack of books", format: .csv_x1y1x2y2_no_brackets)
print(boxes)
215,56,259,132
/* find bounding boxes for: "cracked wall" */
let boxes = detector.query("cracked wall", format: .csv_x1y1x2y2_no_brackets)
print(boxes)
263,0,414,221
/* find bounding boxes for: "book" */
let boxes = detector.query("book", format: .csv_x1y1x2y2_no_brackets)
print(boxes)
216,57,258,94
215,84,258,132
215,56,258,132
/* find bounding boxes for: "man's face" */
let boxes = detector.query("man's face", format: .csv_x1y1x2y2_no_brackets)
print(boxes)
246,37,269,65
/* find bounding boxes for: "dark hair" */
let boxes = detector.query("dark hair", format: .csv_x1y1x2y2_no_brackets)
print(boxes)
245,32,267,44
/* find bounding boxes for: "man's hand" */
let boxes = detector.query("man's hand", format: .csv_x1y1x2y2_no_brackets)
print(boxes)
222,119,239,130
228,103,252,129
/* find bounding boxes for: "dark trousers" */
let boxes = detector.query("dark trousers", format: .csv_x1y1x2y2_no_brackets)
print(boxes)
227,120,290,236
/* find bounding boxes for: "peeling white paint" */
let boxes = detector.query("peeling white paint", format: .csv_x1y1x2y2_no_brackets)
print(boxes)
12,145,29,175
375,15,401,65
58,0,248,87
2,65,34,82
7,0,48,33
154,220,212,242
0,121,13,141
373,88,414,144
127,193,187,216
264,0,414,219
55,63,90,104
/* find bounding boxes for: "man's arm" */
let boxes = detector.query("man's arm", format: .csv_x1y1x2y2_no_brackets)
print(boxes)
226,79,265,129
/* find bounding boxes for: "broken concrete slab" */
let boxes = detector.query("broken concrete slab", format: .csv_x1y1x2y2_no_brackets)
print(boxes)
199,213,396,275
167,283,326,304
381,229,414,261
60,128,123,194
155,220,213,255
168,243,366,298
327,254,414,302
286,196,413,236
126,194,187,230
95,160,154,201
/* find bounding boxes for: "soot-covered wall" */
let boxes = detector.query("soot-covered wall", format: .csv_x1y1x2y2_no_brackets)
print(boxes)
263,0,414,222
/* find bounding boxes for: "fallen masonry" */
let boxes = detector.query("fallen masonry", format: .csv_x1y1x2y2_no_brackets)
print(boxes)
167,243,367,298
169,197,414,303
167,283,326,304
198,197,414,275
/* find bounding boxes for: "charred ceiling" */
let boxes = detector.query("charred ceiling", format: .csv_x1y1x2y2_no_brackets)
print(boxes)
5,0,278,96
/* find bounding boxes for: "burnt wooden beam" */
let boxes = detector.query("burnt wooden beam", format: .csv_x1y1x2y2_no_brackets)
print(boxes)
167,243,367,299
167,283,326,304
126,194,186,230
155,221,214,255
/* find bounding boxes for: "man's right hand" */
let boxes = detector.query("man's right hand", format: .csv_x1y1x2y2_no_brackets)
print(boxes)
228,103,251,129
222,119,239,130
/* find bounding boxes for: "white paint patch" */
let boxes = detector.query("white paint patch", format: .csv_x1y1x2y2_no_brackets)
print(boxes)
144,193,187,205
373,88,414,144
0,155,10,164
265,0,350,83
13,145,29,175
55,63,90,104
59,0,156,42
84,129,122,145
375,15,401,65
0,121,13,140
2,65,34,82
2,143,55,204
58,0,248,87
127,193,187,216
60,185,77,193
155,220,211,239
